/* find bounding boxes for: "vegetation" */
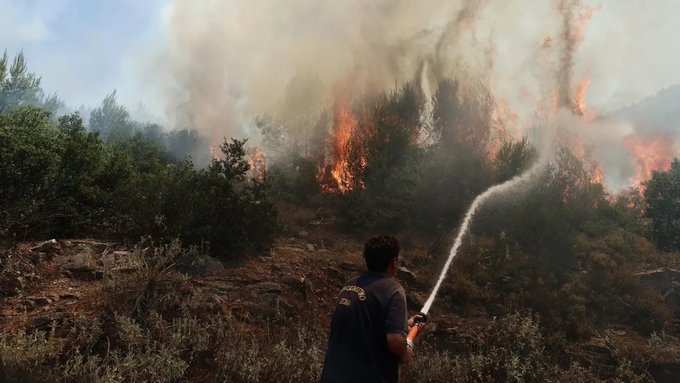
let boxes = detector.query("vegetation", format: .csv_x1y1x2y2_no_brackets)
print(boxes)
645,159,680,251
0,53,276,258
2,49,680,382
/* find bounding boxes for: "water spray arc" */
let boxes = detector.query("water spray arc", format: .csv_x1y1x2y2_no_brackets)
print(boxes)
407,162,544,348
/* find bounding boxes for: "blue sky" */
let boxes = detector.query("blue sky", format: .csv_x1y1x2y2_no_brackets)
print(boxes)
0,0,170,111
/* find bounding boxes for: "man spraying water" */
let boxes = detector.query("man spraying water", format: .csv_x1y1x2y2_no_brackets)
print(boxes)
321,163,542,382
320,235,424,383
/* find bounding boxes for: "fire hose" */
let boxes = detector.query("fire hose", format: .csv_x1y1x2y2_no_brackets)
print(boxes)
406,312,428,349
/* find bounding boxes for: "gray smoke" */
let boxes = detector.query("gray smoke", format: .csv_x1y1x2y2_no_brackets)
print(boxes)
154,0,679,191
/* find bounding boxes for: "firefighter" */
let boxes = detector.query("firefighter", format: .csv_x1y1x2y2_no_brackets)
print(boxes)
320,235,422,383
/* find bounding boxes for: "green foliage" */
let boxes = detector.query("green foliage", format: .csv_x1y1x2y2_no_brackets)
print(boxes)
51,113,107,236
188,138,278,256
644,159,680,251
0,104,277,258
268,155,320,203
0,51,41,113
0,50,63,115
166,127,211,165
89,91,135,141
0,107,63,238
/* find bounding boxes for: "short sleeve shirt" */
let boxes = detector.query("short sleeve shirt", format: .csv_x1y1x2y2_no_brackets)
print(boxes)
320,272,408,383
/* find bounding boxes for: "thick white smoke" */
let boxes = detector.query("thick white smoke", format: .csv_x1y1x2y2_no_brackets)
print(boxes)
155,0,680,191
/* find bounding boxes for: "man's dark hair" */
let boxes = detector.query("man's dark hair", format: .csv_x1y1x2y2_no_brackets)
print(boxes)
364,235,400,272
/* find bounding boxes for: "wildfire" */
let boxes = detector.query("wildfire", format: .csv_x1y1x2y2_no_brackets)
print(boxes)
318,100,365,194
248,148,267,181
573,79,591,116
589,159,605,186
624,134,674,191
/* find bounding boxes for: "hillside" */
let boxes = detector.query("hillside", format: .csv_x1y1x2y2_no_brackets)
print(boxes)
3,48,680,383
2,202,680,382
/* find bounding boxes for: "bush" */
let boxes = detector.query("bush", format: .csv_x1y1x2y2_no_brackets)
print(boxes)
0,240,323,382
404,312,649,383
0,106,278,258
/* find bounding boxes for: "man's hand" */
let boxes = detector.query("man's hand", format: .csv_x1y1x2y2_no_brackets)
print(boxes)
407,314,421,329
407,313,427,331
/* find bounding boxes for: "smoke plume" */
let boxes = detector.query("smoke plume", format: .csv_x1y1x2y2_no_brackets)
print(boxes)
155,0,679,191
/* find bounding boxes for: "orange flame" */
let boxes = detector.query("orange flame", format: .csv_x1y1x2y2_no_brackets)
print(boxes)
589,159,605,186
573,79,591,116
318,100,366,194
248,148,267,181
624,134,674,191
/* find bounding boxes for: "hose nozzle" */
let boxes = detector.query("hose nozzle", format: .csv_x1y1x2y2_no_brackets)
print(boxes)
406,312,428,349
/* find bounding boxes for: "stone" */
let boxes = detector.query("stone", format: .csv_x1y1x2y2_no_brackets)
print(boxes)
635,268,680,314
175,254,225,276
252,282,283,294
58,252,103,281
31,239,60,253
397,266,417,284
340,261,360,271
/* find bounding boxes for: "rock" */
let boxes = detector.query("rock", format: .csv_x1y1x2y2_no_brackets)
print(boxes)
397,266,417,284
23,296,52,308
30,251,47,264
58,252,103,281
299,231,309,237
246,293,293,321
306,244,315,251
252,282,282,294
100,253,116,269
59,293,79,301
340,261,360,271
175,254,225,276
31,239,60,253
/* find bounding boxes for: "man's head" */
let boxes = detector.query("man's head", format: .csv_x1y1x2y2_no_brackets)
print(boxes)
364,235,400,273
